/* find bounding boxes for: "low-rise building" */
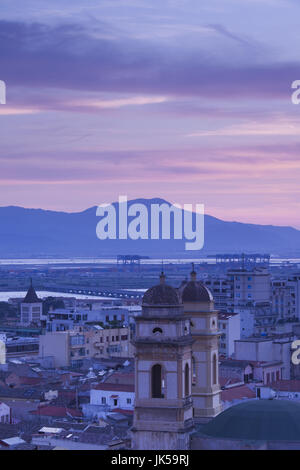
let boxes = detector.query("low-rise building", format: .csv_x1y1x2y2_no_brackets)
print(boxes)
234,335,293,381
218,312,240,357
91,383,135,411
0,401,11,424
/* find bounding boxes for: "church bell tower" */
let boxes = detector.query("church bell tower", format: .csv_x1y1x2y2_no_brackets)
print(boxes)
132,272,194,450
179,266,222,422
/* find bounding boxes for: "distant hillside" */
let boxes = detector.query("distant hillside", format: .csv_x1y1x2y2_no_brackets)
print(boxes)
0,199,299,257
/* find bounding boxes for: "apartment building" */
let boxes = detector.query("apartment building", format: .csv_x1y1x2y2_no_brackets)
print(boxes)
46,307,133,332
39,325,134,368
227,267,271,307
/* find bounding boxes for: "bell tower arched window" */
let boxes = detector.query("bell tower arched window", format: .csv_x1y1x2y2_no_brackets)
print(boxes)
213,354,217,385
184,363,190,397
152,364,163,398
192,356,196,385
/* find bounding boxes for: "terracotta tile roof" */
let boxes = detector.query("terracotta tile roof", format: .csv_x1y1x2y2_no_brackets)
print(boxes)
221,384,256,402
270,380,300,392
113,408,134,416
30,406,83,418
93,383,134,393
17,377,43,386
219,377,242,387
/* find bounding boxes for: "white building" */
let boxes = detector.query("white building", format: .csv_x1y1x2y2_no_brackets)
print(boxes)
218,312,240,357
0,402,11,424
0,334,6,364
234,306,255,338
47,306,134,332
90,383,135,411
20,281,43,326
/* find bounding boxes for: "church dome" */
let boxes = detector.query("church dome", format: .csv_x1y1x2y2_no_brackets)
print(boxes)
142,272,180,306
181,265,213,303
182,281,213,303
199,399,300,442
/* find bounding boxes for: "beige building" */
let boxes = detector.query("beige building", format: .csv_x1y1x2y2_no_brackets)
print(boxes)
86,326,134,359
39,325,134,368
228,267,271,306
0,334,6,365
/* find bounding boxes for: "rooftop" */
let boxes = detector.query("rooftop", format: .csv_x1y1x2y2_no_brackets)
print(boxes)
22,281,41,304
93,383,134,393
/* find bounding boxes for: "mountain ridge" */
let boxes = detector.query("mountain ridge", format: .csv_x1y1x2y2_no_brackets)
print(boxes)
0,199,299,257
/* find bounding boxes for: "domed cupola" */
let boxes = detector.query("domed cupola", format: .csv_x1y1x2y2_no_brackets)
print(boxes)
142,272,180,307
180,264,213,303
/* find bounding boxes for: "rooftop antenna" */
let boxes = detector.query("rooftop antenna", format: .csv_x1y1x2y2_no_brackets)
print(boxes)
191,262,196,281
160,260,166,284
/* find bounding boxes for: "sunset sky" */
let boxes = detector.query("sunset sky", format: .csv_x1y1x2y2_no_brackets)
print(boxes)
1,0,300,227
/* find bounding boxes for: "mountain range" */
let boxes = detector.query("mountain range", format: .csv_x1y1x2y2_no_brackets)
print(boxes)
0,198,299,258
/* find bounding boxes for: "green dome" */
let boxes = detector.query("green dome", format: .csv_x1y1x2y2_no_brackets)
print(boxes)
200,399,300,442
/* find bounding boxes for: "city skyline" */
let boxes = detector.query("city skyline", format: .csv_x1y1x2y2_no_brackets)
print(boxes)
1,0,300,228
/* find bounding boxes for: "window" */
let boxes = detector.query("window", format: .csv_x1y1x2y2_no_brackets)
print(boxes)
152,327,163,334
127,398,131,404
113,399,118,406
185,363,190,397
70,335,84,346
192,356,196,385
151,364,163,398
101,397,106,404
213,354,217,385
